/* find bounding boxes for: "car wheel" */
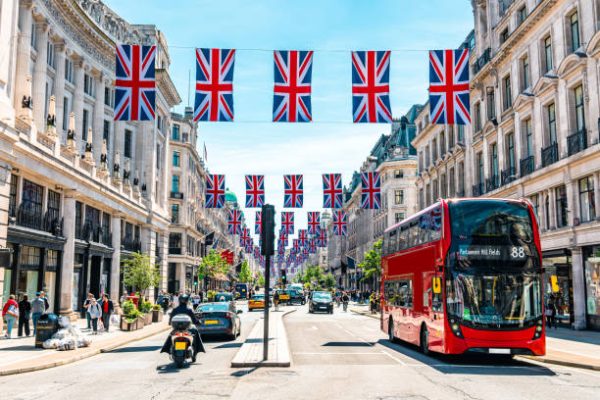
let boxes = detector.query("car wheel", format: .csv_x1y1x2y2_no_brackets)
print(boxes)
420,326,430,355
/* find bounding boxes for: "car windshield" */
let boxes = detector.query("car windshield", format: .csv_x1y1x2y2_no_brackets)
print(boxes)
197,303,229,313
313,292,331,300
215,293,232,301
446,271,543,328
252,295,264,300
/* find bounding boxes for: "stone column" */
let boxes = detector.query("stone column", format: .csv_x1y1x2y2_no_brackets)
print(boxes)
32,20,49,135
93,74,105,166
72,57,85,151
532,98,544,169
571,247,587,330
14,2,33,118
110,214,122,308
566,179,578,226
513,111,523,175
556,80,569,158
53,43,66,153
0,165,12,332
59,193,76,317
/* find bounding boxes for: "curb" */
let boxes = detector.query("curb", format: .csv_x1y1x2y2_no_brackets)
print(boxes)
230,308,296,368
0,325,170,377
350,309,379,320
517,355,600,371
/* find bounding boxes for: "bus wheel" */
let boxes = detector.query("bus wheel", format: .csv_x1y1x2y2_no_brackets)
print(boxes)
388,319,396,343
420,326,429,355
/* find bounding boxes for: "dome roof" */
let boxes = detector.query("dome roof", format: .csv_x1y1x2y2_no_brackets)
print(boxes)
225,188,238,203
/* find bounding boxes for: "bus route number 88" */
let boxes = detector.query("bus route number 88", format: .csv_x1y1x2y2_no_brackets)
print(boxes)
510,246,526,259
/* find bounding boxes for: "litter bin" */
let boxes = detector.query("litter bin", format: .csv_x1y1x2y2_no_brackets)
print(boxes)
35,313,60,348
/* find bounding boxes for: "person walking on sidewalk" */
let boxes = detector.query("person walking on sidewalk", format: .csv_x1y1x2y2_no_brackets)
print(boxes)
87,298,102,334
83,293,93,330
30,292,46,336
2,294,19,339
546,297,558,329
18,295,31,337
40,291,50,312
99,294,114,332
274,291,280,311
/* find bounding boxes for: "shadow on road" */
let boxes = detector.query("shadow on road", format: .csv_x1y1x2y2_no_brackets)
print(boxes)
230,367,258,377
213,342,243,349
322,341,375,347
0,345,43,352
378,339,556,376
156,362,192,373
107,345,162,353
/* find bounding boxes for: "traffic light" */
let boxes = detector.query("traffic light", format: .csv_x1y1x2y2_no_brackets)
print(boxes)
261,204,275,256
281,269,287,285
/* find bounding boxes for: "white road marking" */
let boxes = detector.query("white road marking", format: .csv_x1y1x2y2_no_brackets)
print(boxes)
293,352,387,355
379,349,407,365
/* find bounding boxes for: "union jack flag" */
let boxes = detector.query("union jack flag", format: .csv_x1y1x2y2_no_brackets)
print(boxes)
240,227,251,246
333,210,347,236
254,246,261,259
298,229,308,247
307,212,320,235
227,209,243,235
194,48,235,122
361,172,381,209
245,175,265,208
284,175,303,208
309,239,316,254
114,45,156,121
281,212,294,235
278,238,286,250
205,174,225,208
322,173,343,209
293,239,300,253
429,49,470,125
316,229,328,247
351,51,392,123
302,247,309,256
255,211,262,235
273,50,313,122
279,229,288,243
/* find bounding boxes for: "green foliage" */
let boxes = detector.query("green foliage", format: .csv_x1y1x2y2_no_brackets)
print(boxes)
256,270,265,287
122,299,141,320
122,252,160,297
152,304,162,311
198,249,230,281
323,273,336,289
296,265,330,289
138,299,153,314
207,290,217,301
359,239,383,281
238,260,252,283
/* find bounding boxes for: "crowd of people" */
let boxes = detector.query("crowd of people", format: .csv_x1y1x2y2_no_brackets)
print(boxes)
1,291,50,339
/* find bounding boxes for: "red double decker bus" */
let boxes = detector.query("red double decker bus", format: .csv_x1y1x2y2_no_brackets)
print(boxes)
381,198,545,356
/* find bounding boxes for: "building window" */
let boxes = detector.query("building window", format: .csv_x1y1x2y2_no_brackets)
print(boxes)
104,87,113,107
502,75,512,110
65,59,74,83
103,120,110,148
579,176,596,223
9,174,18,217
458,161,465,195
448,126,454,149
490,142,499,181
523,118,533,157
441,173,447,198
394,189,404,205
477,152,484,185
425,145,430,166
545,194,550,230
574,84,585,131
124,129,132,158
474,102,482,131
506,132,515,173
546,103,557,145
500,28,509,44
449,167,455,197
394,212,405,223
394,169,404,179
440,131,446,156
520,55,530,91
426,184,431,206
84,74,94,97
46,42,55,68
569,11,581,52
555,185,568,228
82,109,89,141
171,204,180,224
47,189,60,222
517,6,527,25
62,97,69,131
432,179,439,201
530,194,540,225
156,144,161,171
432,138,438,161
543,35,553,73
457,124,464,143
486,89,496,120
172,175,180,193
172,124,180,141
172,151,180,167
75,201,83,238
31,23,37,48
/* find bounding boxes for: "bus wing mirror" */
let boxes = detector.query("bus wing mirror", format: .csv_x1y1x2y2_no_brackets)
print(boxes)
550,275,560,293
432,277,442,294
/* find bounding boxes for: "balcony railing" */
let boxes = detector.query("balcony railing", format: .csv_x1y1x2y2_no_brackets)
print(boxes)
169,247,182,255
472,183,485,197
473,48,492,75
79,221,112,246
541,142,559,168
567,129,587,156
11,204,64,236
170,191,184,200
122,236,141,252
499,0,515,17
520,156,535,177
486,175,500,193
501,167,517,186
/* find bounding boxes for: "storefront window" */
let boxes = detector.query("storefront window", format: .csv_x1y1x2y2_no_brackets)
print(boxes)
555,185,568,228
72,253,84,312
44,249,59,312
544,254,572,327
584,246,600,329
17,246,41,299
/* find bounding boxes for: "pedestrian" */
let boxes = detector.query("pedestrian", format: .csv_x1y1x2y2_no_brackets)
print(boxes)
546,297,557,329
2,294,19,339
40,291,50,312
99,294,114,333
30,292,46,336
18,295,32,337
83,293,93,330
274,291,280,311
87,298,102,334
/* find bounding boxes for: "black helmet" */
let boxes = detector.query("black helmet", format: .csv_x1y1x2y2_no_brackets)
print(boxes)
179,294,190,305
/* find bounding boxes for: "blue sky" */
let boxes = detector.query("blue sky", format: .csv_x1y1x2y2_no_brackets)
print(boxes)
105,0,473,240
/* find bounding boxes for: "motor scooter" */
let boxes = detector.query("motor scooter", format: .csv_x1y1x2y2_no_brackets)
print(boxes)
169,314,196,367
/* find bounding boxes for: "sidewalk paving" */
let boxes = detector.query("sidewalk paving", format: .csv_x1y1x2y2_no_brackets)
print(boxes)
231,306,295,368
0,317,170,376
350,305,600,371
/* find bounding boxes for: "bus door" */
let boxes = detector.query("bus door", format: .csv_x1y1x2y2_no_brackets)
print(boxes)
424,274,444,349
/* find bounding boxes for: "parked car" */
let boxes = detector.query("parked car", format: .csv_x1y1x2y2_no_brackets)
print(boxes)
195,302,242,340
248,294,267,311
275,289,290,303
309,291,333,314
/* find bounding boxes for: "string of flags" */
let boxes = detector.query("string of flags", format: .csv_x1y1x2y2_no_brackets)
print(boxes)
114,45,471,124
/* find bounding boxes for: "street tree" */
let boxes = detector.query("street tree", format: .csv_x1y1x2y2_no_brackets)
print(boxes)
359,239,383,286
238,260,252,283
323,272,336,289
122,252,160,300
198,249,230,286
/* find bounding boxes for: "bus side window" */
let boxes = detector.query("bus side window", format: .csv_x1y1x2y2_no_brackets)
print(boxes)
432,290,443,312
423,288,430,308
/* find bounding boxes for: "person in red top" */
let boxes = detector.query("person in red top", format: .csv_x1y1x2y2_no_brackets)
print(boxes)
2,294,19,339
99,294,114,333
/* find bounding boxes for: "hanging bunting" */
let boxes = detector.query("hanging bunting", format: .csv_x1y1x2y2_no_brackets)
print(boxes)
360,171,381,209
227,209,242,235
281,212,295,235
429,49,470,125
298,229,308,247
283,175,303,208
322,173,343,209
245,175,265,208
307,211,321,235
114,44,156,121
317,229,328,247
255,211,262,234
333,210,348,236
240,227,250,246
194,48,235,122
273,50,313,122
205,174,225,208
351,50,392,123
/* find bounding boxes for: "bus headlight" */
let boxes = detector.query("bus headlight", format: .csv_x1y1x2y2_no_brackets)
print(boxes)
449,318,463,338
532,319,543,340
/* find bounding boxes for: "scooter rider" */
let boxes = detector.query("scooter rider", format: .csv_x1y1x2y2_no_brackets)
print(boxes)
160,294,206,357
341,292,350,312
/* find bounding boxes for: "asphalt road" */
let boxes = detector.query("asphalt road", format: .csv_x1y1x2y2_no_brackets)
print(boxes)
1,303,599,400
